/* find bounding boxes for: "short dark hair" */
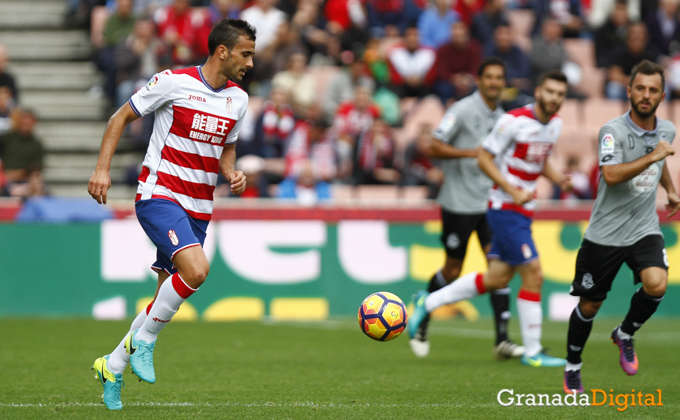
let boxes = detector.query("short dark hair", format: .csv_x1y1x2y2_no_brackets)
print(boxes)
478,56,506,78
208,19,256,56
629,59,665,90
537,69,568,86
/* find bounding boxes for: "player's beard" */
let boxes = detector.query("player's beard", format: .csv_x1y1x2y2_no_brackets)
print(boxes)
631,96,659,119
536,94,560,117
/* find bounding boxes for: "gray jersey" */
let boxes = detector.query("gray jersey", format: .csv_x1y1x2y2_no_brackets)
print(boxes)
433,91,504,214
584,112,676,246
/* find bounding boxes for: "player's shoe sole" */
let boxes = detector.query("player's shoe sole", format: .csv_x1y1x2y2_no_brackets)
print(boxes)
409,338,431,357
611,325,638,375
563,369,584,394
408,291,429,340
92,355,124,410
494,340,525,359
126,328,157,383
521,350,566,367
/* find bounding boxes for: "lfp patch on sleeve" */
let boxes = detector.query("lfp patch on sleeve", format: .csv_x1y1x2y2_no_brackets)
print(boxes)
601,133,615,154
438,113,456,132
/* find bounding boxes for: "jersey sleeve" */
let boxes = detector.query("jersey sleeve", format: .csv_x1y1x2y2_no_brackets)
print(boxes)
432,107,463,144
226,95,249,144
128,70,174,117
598,126,623,166
482,113,515,156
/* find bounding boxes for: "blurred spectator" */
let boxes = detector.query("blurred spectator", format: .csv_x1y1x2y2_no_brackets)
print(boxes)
645,0,680,56
331,85,381,180
555,156,591,200
667,53,680,97
366,0,423,37
589,0,640,30
529,18,569,84
241,0,286,54
594,0,630,68
606,22,660,100
0,86,15,136
323,0,370,50
115,19,164,107
254,21,308,96
483,24,532,95
0,109,46,197
271,52,317,118
208,0,242,23
454,0,485,27
0,43,19,102
277,161,332,205
292,0,333,59
323,54,376,123
354,119,400,184
363,38,391,84
216,154,270,197
97,0,137,103
154,0,211,65
417,0,460,49
532,0,585,38
387,27,438,98
470,0,509,45
284,119,337,181
435,21,482,104
401,122,443,198
250,87,296,158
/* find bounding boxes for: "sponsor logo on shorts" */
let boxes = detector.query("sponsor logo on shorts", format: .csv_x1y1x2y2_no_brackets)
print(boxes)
168,230,179,246
521,244,532,260
582,273,594,289
446,233,460,249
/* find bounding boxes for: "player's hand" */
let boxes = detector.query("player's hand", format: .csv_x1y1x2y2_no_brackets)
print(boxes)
651,140,675,162
227,171,246,195
666,192,680,218
560,174,574,192
510,188,533,205
88,170,111,204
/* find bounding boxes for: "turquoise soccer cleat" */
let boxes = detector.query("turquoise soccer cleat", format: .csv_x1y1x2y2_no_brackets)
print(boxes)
92,355,124,410
521,350,567,367
126,329,157,384
408,291,430,340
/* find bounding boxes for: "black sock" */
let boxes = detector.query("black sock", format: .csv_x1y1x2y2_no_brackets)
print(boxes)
427,270,449,293
621,288,664,335
489,288,510,344
566,305,594,364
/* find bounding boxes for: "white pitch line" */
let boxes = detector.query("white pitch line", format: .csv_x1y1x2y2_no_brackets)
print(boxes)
0,402,497,409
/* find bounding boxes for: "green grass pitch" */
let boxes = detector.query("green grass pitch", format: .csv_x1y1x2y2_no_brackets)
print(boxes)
1,317,678,419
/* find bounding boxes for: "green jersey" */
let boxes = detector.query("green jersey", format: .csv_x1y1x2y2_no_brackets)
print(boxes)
585,112,676,246
432,91,504,214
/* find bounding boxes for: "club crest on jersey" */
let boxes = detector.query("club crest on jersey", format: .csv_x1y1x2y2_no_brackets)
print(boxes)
168,230,179,246
226,97,233,114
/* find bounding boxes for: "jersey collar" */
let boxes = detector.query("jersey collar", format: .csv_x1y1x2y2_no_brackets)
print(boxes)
472,90,502,115
623,111,658,136
197,65,228,93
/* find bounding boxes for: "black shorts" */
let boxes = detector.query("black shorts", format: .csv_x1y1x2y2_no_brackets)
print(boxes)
570,235,668,302
440,209,492,260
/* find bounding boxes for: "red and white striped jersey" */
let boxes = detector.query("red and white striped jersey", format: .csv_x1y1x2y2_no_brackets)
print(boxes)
129,66,248,220
482,104,562,217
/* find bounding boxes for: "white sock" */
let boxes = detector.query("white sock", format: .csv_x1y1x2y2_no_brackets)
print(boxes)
565,362,582,372
517,290,542,358
136,273,196,343
107,307,150,374
424,271,485,312
617,325,631,340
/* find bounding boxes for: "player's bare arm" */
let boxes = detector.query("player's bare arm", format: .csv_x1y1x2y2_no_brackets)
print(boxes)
601,140,675,186
478,148,532,205
541,160,573,192
659,163,680,218
88,102,140,204
428,137,479,159
219,143,246,195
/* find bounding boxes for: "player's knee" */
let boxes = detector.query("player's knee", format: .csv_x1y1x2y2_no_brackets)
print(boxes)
579,299,602,318
643,276,667,297
442,262,462,281
181,263,210,287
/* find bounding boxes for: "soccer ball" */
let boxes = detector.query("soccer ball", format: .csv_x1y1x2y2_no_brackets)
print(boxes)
358,291,408,342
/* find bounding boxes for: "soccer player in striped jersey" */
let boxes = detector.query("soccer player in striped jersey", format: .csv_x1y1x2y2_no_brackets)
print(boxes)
87,19,256,410
409,70,573,367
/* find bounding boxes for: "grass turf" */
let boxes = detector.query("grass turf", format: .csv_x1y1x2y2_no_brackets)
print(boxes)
0,317,678,419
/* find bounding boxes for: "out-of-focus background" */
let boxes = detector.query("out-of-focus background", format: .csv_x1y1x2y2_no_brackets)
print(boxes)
0,0,680,322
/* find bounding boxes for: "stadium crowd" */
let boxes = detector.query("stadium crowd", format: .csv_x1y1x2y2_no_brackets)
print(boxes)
1,0,679,200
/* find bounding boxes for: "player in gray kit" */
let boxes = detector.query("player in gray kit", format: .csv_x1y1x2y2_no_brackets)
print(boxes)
409,57,524,359
563,60,680,394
